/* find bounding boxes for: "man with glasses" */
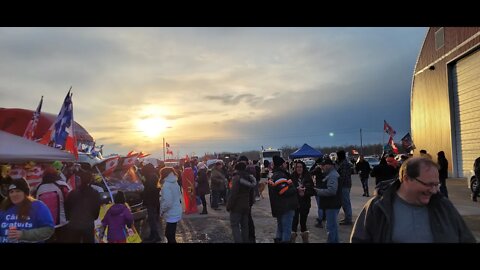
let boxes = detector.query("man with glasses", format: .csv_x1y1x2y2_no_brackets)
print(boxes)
350,157,475,243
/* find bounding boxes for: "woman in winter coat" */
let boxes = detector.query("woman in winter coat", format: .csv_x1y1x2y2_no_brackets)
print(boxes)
290,160,315,243
160,167,183,243
0,178,54,243
196,162,210,214
100,191,134,243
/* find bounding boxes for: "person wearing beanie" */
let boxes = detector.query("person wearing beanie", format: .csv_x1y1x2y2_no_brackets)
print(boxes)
268,155,298,243
0,178,55,243
64,170,102,243
34,166,72,242
237,155,258,243
227,161,257,243
273,156,285,168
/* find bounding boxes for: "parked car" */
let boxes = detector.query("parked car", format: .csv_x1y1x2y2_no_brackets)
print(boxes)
77,153,147,223
364,156,380,170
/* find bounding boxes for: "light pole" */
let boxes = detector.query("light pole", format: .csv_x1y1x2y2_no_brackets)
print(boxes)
360,128,363,155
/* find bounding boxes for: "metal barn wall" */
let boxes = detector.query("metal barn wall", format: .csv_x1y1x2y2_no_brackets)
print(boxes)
411,27,480,177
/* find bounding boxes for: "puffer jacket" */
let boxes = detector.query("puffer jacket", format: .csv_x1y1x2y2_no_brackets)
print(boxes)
160,173,183,223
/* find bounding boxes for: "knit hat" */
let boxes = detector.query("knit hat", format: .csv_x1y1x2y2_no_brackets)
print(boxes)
273,156,285,167
52,161,63,172
238,156,249,163
8,177,30,195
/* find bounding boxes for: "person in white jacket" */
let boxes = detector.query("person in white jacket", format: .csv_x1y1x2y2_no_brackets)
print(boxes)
159,167,183,243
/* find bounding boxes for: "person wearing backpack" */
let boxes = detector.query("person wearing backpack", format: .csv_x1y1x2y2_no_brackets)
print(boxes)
100,191,134,243
35,166,72,243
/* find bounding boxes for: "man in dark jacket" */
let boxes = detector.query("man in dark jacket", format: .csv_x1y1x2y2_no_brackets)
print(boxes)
314,158,342,243
351,157,476,243
355,155,371,197
471,157,480,201
237,156,257,243
336,150,353,225
226,162,256,243
64,169,101,243
268,156,298,243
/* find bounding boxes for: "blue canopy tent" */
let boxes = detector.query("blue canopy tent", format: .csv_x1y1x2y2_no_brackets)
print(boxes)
289,143,322,159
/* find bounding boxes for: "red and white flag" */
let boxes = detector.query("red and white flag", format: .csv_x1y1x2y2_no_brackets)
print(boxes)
25,165,44,191
388,136,399,154
122,153,139,170
138,152,150,158
23,96,43,140
39,89,78,159
166,149,173,155
384,120,397,138
102,156,120,177
9,166,26,179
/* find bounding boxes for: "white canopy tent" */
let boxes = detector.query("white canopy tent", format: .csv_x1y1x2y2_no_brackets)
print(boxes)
0,130,75,164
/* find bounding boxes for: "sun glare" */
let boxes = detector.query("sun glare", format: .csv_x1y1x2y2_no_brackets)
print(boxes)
137,118,168,138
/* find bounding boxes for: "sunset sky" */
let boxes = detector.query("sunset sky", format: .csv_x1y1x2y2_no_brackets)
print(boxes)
0,27,427,158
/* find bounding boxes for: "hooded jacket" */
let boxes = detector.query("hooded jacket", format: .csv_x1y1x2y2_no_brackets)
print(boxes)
160,173,183,223
101,203,134,242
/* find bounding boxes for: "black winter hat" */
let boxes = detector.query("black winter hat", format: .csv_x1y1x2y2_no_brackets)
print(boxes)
8,177,30,195
238,156,249,163
273,156,285,167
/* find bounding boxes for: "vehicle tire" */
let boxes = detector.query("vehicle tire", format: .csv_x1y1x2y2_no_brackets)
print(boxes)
470,176,477,192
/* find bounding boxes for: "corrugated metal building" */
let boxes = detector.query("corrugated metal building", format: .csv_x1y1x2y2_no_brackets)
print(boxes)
411,27,480,178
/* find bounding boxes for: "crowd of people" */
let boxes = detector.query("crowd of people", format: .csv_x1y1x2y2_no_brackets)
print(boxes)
0,147,477,243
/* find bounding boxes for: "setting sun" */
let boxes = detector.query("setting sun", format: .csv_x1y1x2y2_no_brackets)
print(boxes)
137,117,168,138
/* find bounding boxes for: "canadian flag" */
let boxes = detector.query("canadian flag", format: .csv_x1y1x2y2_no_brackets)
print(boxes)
138,152,150,158
167,149,173,155
9,166,26,179
25,165,44,191
388,136,399,154
103,156,120,177
122,153,139,170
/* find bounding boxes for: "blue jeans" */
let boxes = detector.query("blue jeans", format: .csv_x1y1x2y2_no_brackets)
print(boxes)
341,188,352,222
325,208,340,243
315,195,324,222
275,210,295,242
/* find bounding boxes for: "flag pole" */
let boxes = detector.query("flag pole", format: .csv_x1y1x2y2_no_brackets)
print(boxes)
163,137,166,161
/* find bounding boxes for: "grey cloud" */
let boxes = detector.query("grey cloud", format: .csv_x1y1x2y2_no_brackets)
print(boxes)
204,93,268,107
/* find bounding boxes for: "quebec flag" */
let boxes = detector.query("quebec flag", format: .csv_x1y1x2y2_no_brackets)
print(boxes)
40,89,78,159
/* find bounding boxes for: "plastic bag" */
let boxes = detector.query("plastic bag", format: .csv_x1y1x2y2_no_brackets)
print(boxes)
126,226,142,243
